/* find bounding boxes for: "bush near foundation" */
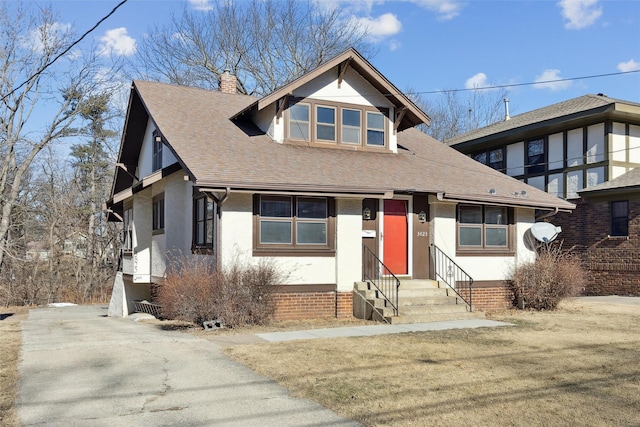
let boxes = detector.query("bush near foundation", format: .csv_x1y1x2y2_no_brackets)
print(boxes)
157,256,283,327
511,243,585,310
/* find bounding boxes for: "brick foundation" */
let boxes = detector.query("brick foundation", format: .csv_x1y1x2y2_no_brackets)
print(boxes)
554,196,640,297
458,282,514,311
271,291,353,321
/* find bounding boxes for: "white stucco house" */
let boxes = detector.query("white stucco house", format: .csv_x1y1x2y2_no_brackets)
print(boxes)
105,48,574,320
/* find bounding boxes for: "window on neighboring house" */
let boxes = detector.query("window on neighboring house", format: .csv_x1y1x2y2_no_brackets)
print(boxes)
366,111,385,146
527,138,545,174
289,103,310,141
472,148,505,171
193,194,215,251
123,207,133,253
611,200,628,237
152,136,163,171
152,194,165,233
316,106,336,142
254,195,335,255
341,109,361,144
458,205,511,252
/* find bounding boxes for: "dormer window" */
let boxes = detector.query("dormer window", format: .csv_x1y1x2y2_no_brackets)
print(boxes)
367,111,385,146
316,106,336,142
286,98,387,149
289,103,310,140
341,109,361,144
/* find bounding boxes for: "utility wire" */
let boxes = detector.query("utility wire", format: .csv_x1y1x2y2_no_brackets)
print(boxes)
408,69,640,96
0,0,129,103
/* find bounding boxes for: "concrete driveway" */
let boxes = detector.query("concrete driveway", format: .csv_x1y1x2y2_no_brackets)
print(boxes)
17,305,360,426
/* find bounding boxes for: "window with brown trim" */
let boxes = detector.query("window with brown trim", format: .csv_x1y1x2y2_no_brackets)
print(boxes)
253,195,335,256
286,98,387,149
152,194,165,234
457,205,513,254
152,136,163,172
123,206,133,253
193,194,215,252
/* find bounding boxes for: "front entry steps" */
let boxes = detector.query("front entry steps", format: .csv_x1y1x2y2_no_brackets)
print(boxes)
353,279,484,324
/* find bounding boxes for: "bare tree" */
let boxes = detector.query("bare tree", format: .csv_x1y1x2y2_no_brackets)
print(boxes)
133,0,373,95
0,4,115,272
409,87,509,142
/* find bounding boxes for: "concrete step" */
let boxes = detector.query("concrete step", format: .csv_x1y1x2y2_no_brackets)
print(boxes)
354,279,477,325
386,311,485,324
398,296,461,306
399,303,469,315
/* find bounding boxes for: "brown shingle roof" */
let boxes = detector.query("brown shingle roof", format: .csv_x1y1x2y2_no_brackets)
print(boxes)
580,167,640,195
446,94,640,147
129,80,574,211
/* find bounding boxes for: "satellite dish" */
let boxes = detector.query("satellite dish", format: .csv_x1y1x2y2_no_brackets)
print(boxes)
530,222,562,243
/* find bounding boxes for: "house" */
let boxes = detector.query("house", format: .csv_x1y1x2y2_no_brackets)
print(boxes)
447,94,640,296
105,48,574,320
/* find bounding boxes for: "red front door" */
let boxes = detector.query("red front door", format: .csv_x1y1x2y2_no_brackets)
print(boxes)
383,200,408,275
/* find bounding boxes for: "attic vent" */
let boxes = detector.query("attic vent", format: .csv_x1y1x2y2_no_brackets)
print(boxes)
220,69,237,94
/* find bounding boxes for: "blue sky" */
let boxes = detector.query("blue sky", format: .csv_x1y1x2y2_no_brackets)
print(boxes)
48,0,640,117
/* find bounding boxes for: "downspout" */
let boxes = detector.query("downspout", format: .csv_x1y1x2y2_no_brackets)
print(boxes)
536,207,559,221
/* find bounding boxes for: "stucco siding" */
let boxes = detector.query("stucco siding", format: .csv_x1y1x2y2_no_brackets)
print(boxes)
335,198,363,292
132,189,152,282
429,198,536,282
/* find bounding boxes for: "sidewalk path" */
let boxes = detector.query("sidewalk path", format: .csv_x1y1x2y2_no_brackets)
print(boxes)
17,305,360,427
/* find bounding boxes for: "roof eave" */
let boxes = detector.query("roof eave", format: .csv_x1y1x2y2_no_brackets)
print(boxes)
236,48,430,129
439,192,575,211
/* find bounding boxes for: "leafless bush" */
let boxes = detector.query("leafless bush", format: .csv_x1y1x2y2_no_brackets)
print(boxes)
157,256,283,327
511,243,585,310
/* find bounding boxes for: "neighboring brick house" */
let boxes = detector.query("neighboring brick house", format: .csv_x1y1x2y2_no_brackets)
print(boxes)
553,169,640,296
105,48,574,319
447,94,640,296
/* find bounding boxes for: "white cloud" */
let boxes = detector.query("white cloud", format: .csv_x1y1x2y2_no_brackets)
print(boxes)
355,13,402,40
534,69,572,91
465,72,489,89
98,28,136,57
188,0,213,11
410,0,464,20
558,0,602,29
618,59,640,72
22,22,72,54
388,40,402,51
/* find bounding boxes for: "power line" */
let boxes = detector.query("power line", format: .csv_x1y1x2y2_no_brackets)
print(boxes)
0,0,129,103
407,69,640,96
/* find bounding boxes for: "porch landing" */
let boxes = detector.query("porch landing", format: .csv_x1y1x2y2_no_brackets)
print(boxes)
353,279,484,324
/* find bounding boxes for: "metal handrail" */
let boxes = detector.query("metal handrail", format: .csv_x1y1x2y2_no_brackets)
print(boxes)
362,245,400,316
430,244,474,311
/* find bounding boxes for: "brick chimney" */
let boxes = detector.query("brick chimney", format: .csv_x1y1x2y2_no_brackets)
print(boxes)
219,69,237,94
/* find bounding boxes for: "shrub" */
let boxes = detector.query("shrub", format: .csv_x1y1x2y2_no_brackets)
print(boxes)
511,243,585,310
157,256,283,327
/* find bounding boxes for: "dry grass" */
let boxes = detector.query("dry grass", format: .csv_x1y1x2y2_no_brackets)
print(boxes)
225,299,640,426
0,306,28,427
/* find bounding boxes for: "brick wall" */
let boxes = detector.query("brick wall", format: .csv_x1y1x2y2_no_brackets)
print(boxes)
271,291,353,321
458,282,514,311
553,195,640,296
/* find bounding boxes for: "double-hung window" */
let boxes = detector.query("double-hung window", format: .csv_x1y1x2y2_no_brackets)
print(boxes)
152,194,165,233
366,111,385,146
458,205,510,252
193,195,215,251
527,138,545,174
341,109,361,144
611,201,628,237
316,106,336,142
255,195,334,255
289,103,310,141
